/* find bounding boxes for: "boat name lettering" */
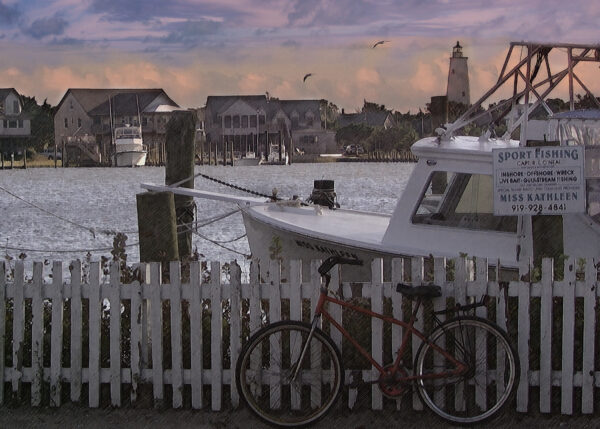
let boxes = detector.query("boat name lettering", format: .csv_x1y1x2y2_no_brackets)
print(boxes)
496,148,579,163
295,240,358,259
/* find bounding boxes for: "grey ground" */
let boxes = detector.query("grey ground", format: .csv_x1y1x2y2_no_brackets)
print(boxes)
1,404,599,429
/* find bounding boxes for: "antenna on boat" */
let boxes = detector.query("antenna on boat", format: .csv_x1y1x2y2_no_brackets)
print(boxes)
136,94,142,130
108,95,115,165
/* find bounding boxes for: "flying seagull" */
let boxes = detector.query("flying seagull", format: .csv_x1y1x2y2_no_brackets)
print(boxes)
303,73,313,82
372,40,389,49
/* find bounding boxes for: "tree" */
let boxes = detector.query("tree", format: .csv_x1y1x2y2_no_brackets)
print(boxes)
21,95,56,151
320,99,339,130
364,122,418,152
335,123,373,149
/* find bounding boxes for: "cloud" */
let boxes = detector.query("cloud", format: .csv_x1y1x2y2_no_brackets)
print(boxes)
24,15,68,39
287,0,375,26
0,1,21,26
281,39,300,48
160,19,222,46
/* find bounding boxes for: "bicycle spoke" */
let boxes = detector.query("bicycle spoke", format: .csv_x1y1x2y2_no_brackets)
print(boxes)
236,321,343,427
415,317,518,425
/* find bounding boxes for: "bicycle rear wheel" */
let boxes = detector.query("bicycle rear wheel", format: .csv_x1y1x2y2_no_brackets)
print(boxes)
236,321,343,427
414,317,519,424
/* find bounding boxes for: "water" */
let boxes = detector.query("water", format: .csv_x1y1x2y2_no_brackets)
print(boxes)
0,163,414,267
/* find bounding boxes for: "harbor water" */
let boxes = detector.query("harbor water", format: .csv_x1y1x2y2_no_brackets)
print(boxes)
0,163,414,273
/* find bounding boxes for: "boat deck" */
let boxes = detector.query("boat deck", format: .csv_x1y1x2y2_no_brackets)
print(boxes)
244,203,391,250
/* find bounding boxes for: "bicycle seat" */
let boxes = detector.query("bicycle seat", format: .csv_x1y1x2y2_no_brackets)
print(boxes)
396,283,442,298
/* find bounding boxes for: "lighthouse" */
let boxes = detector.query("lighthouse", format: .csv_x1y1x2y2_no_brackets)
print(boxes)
447,41,470,105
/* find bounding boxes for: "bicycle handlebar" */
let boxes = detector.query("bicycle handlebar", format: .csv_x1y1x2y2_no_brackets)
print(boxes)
317,256,363,276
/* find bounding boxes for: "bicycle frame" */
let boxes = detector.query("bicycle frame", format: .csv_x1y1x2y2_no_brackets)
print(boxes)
297,285,468,385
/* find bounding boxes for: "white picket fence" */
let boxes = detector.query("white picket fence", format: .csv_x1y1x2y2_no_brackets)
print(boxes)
0,256,598,415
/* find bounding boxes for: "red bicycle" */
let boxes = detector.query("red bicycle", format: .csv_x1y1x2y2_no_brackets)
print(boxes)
236,256,518,427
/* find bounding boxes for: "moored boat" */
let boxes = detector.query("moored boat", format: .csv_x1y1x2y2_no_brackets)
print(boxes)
113,125,147,167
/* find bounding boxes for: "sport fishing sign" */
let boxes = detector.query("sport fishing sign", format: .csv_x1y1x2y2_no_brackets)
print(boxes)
492,146,585,215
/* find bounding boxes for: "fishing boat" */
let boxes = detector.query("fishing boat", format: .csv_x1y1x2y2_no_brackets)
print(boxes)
113,124,147,167
141,41,600,278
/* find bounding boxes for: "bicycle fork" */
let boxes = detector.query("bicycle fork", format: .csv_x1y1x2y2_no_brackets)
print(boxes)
290,315,323,382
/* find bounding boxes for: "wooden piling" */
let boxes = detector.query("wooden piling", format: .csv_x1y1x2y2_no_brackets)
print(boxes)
165,110,197,261
136,191,179,263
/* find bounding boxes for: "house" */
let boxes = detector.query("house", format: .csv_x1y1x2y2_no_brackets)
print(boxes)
0,88,31,154
54,89,180,165
204,95,336,155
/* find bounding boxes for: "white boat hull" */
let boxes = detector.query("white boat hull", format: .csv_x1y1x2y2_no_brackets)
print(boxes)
115,150,147,167
241,208,400,280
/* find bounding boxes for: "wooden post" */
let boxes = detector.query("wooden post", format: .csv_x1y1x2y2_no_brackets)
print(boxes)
137,191,179,263
289,133,294,165
165,110,196,261
278,131,282,163
22,143,27,169
264,131,268,160
222,136,226,166
199,135,204,165
208,138,212,165
213,141,217,165
230,137,234,166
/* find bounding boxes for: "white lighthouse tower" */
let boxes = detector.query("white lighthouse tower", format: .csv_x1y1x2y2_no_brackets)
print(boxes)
447,41,470,105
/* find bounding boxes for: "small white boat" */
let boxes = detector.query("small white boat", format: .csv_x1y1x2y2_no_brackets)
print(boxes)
265,143,288,165
114,125,147,167
234,151,262,166
141,41,600,278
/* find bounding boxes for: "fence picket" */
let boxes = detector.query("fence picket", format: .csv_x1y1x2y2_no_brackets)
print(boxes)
310,260,322,409
432,257,446,408
149,262,164,407
411,257,424,411
268,259,282,409
516,260,531,412
70,260,83,403
170,262,184,408
581,257,596,414
453,257,468,413
229,262,242,407
50,261,63,407
370,258,384,410
31,262,44,406
130,275,142,403
248,262,262,401
0,262,5,406
391,258,404,410
109,263,122,406
210,261,223,411
561,258,576,414
88,262,101,408
12,261,25,401
539,258,553,413
474,257,488,411
289,260,302,410
189,262,203,409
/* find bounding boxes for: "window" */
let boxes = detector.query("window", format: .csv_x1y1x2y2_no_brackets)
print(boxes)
412,171,517,232
142,117,148,126
78,118,82,128
18,120,23,128
250,115,257,128
241,116,248,128
259,115,265,125
224,115,231,128
8,120,17,128
64,118,69,128
233,115,240,128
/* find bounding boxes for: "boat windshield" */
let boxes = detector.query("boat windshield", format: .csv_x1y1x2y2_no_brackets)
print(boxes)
412,171,518,233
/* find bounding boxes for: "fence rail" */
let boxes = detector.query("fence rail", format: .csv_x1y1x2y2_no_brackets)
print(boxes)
0,256,598,415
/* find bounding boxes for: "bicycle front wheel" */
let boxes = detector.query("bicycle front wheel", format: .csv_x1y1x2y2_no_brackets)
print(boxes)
415,317,519,425
235,321,343,427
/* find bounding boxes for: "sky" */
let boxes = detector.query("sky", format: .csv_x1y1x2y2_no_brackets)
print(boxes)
0,0,599,113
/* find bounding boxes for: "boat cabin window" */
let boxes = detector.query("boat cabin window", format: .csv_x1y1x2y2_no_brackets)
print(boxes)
412,171,517,233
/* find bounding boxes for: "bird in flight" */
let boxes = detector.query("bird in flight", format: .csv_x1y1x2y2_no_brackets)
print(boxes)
372,40,389,48
303,73,313,82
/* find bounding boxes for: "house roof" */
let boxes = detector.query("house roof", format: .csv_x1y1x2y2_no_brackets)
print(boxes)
56,89,179,116
0,88,18,102
206,95,320,121
338,110,391,128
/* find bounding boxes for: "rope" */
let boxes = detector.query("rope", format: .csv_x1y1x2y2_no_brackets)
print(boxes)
0,184,99,238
